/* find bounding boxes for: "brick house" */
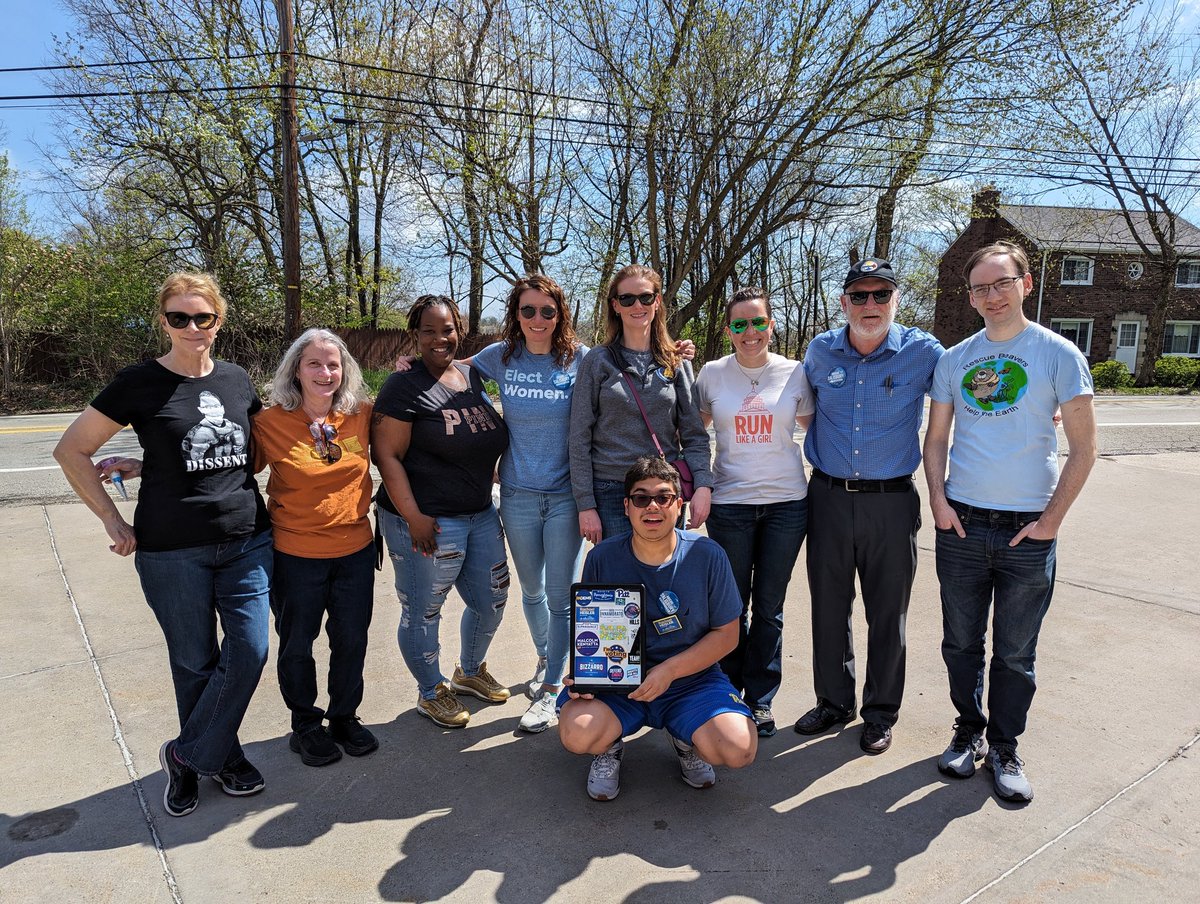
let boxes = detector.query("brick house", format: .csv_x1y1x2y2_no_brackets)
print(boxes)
934,188,1200,378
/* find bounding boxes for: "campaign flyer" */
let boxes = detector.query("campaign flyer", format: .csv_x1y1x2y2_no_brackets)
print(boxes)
569,583,645,694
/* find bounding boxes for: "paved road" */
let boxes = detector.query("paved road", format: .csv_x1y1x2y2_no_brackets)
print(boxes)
4,396,1198,506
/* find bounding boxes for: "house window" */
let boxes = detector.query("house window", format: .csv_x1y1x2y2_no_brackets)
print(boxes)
1051,319,1093,355
1061,256,1093,285
1118,322,1139,345
1127,262,1144,281
1176,261,1200,288
1161,322,1200,356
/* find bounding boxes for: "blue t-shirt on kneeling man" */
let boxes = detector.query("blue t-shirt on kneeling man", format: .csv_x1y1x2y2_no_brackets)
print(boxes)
581,529,741,681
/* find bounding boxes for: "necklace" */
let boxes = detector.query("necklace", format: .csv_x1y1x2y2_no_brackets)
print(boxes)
734,357,769,389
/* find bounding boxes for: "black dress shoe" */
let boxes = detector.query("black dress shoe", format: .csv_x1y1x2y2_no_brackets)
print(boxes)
793,703,856,735
158,740,199,817
329,717,379,757
212,755,265,796
289,725,342,766
860,721,893,755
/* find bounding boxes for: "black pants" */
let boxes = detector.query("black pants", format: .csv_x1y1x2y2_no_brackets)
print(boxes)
805,477,920,726
271,542,376,730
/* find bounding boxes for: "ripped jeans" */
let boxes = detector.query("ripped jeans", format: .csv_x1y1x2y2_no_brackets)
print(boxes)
380,506,509,699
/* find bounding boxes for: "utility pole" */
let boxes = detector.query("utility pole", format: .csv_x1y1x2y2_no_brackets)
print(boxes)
276,0,301,342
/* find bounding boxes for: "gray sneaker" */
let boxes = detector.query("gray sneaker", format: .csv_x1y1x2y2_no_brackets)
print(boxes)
986,744,1033,802
938,724,987,778
525,656,548,700
587,739,624,801
518,689,558,734
671,736,716,789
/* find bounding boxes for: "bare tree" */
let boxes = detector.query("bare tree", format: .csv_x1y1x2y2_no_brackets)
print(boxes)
1037,1,1200,384
559,0,1034,340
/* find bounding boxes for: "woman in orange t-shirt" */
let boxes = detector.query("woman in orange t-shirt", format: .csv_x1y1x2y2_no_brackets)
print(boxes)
252,328,377,768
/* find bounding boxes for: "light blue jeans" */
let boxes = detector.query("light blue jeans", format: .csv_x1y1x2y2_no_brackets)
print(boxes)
380,506,509,699
498,486,584,687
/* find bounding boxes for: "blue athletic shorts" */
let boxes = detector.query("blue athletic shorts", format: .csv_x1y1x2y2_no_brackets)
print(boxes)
559,667,751,744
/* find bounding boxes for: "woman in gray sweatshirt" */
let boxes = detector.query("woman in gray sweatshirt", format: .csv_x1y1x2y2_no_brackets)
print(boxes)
569,264,713,541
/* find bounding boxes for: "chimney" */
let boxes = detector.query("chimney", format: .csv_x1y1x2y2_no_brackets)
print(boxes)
972,187,1001,220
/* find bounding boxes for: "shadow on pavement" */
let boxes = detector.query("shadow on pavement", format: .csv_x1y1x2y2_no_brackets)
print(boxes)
2,708,990,902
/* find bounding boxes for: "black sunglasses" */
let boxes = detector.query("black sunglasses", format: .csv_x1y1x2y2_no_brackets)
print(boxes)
519,305,557,320
627,492,678,508
847,289,894,305
616,293,656,307
309,421,342,464
164,311,219,330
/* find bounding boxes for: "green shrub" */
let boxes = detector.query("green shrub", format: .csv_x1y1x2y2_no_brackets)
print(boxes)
363,368,391,396
1153,356,1200,388
1090,360,1134,390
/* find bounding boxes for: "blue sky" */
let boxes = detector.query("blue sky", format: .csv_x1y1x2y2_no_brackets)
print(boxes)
0,1,73,201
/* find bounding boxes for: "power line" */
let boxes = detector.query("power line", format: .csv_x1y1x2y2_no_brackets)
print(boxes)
0,53,273,74
5,59,1199,172
2,78,1198,188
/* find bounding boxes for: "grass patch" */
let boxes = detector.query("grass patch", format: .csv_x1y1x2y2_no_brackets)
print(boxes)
0,382,99,415
1095,387,1196,396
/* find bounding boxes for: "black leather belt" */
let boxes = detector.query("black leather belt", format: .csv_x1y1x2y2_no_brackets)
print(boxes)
947,499,1043,530
811,468,913,493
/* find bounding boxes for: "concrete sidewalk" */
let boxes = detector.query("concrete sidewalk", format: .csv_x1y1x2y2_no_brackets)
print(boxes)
2,452,1198,903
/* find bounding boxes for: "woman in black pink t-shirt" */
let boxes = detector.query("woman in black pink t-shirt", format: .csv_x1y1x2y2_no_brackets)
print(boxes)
371,295,510,730
54,272,272,819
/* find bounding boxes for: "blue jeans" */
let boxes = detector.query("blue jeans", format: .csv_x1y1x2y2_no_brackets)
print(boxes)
593,479,631,540
706,499,807,707
271,543,376,730
135,530,273,775
380,506,509,699
936,501,1057,749
499,486,584,687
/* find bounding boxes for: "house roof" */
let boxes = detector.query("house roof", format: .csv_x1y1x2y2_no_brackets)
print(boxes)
999,204,1200,255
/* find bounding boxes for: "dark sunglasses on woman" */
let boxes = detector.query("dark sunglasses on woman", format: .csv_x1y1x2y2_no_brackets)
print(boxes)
309,421,342,464
519,305,557,320
164,311,219,330
616,293,656,307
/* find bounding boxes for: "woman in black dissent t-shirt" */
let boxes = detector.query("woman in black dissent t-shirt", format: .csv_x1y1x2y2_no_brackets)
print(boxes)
54,272,271,818
372,295,510,730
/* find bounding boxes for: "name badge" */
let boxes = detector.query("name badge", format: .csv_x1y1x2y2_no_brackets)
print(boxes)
653,615,682,635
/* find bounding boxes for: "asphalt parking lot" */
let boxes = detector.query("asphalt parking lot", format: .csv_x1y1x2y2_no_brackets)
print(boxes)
1,398,1198,902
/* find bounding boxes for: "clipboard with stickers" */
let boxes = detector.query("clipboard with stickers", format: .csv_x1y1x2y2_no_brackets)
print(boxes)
568,583,646,694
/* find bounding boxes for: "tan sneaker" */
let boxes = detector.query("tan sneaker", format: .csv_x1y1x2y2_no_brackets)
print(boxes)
450,662,510,704
417,683,469,728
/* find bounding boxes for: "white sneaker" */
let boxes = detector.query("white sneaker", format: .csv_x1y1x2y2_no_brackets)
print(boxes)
587,739,624,801
525,656,548,700
519,689,558,734
671,736,716,789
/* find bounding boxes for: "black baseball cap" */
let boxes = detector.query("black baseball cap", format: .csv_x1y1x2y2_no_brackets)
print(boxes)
843,258,898,290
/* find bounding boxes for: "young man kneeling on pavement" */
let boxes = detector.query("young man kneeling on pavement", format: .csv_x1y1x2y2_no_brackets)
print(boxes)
558,456,758,801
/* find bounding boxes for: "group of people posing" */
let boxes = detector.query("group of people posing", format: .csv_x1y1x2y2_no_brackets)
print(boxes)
54,241,1096,816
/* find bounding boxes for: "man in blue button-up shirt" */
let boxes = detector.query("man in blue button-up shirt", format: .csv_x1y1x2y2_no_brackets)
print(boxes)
793,258,943,755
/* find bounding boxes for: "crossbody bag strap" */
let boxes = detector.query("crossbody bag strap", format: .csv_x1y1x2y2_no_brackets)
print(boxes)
621,371,667,459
